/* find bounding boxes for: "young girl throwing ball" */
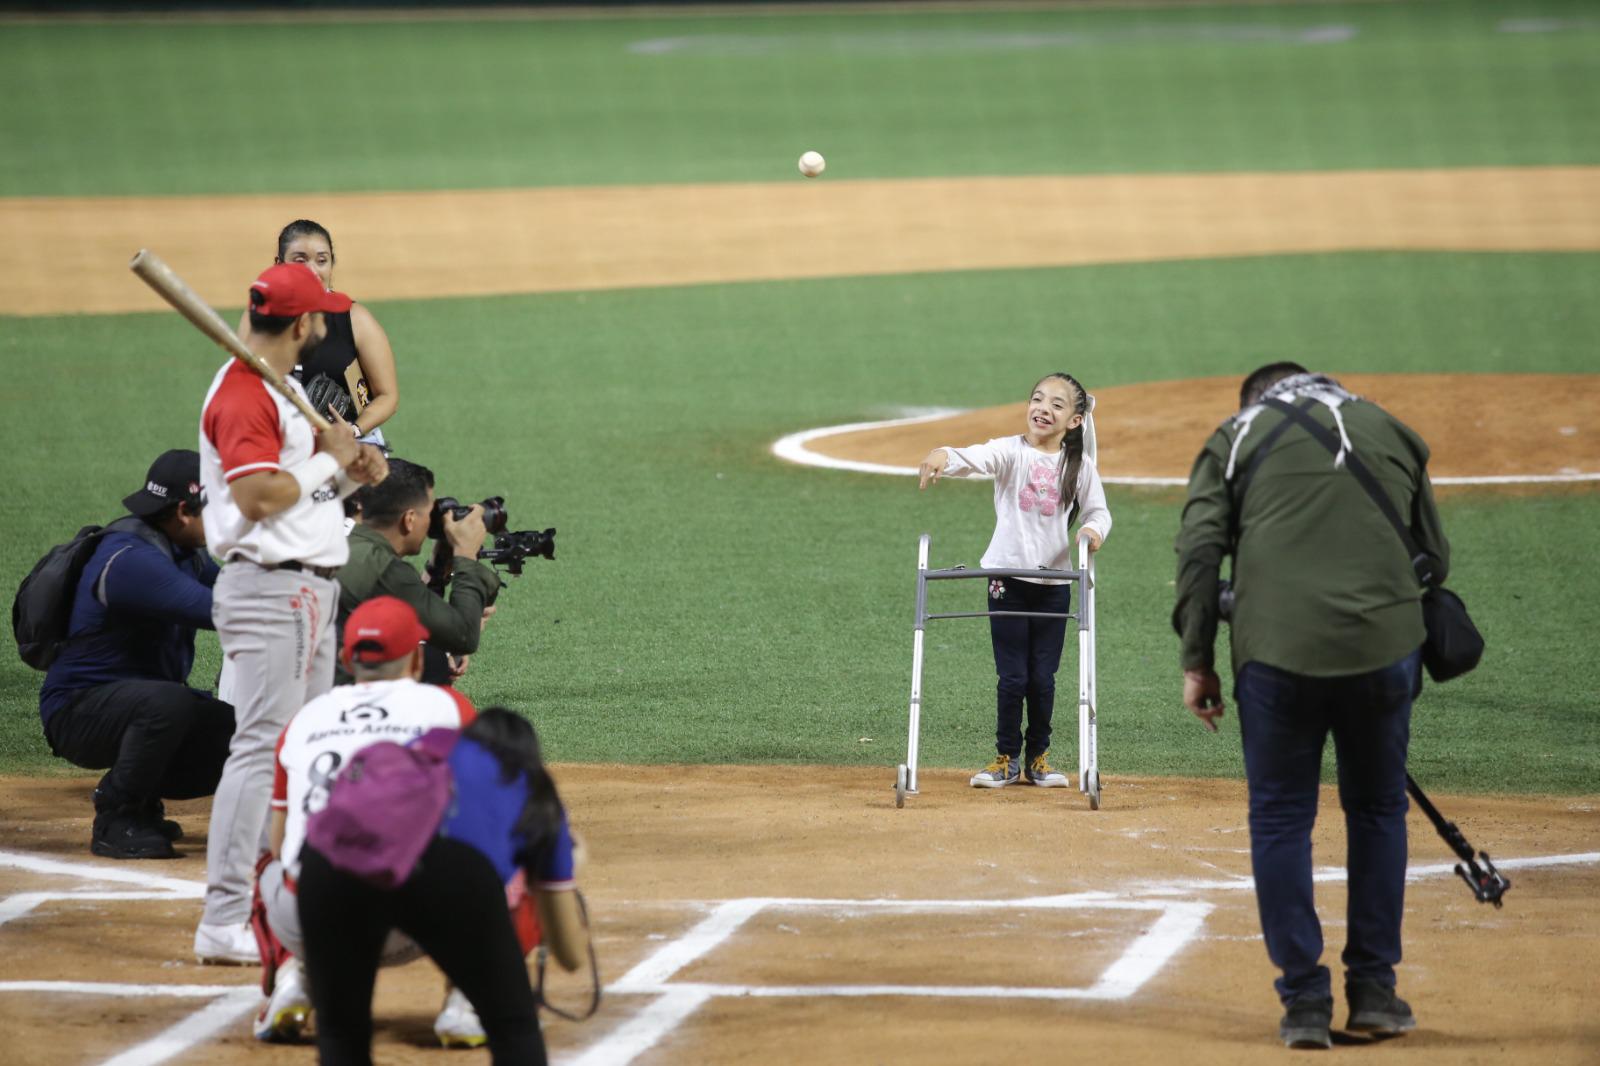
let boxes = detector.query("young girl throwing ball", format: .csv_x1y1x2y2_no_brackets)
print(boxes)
919,372,1112,789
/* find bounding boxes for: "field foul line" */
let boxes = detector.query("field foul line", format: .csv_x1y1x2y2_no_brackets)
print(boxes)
771,413,1600,485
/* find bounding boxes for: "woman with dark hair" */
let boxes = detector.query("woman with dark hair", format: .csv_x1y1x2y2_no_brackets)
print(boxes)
296,708,585,1065
239,220,399,447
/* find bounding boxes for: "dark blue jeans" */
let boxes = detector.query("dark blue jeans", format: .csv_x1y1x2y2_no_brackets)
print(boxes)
987,578,1072,760
1236,650,1420,1005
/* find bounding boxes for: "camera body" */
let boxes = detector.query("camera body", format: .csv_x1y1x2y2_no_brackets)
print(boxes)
428,495,508,540
423,492,557,593
1217,578,1236,622
480,528,556,575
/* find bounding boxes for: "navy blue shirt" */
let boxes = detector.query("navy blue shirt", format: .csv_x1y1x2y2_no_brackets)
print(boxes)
437,737,574,890
39,526,221,721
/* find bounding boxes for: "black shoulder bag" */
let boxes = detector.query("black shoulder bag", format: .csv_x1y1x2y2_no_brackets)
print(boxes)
1262,398,1483,682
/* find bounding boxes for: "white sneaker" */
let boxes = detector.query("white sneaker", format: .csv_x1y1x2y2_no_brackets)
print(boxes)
434,986,487,1049
253,956,311,1042
194,921,259,965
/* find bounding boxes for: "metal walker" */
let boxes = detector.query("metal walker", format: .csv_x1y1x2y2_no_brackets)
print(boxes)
895,533,1099,810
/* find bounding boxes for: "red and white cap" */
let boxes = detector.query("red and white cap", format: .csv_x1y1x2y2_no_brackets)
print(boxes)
343,596,429,665
249,262,353,317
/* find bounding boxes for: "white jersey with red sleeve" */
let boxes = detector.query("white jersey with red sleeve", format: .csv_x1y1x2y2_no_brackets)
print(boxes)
199,359,350,568
272,678,476,878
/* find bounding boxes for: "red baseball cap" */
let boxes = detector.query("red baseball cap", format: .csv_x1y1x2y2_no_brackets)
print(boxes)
249,262,353,317
343,596,429,665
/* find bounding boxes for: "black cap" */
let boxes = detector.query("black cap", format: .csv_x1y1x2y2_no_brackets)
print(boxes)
123,449,203,517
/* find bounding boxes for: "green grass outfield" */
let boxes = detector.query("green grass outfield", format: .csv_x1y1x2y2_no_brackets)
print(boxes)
4,252,1598,792
2,0,1596,794
2,0,1598,195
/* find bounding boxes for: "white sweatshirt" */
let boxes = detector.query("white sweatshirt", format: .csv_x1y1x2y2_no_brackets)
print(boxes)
941,435,1112,583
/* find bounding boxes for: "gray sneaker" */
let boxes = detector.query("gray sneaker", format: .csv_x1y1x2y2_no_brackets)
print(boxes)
1025,752,1069,787
1279,996,1333,1049
1345,981,1416,1036
969,754,1020,788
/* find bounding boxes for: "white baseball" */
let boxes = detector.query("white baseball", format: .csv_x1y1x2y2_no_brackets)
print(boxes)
798,150,826,178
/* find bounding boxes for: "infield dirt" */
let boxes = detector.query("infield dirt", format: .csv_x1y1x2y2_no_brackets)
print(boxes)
2,770,1596,1065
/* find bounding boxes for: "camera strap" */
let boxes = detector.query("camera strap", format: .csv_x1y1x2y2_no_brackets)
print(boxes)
1261,398,1435,589
1224,400,1310,552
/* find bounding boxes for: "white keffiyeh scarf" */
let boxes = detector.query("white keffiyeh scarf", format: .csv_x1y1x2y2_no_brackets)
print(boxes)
1224,373,1360,480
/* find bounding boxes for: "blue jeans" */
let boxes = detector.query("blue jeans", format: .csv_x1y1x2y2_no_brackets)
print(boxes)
1235,650,1420,1005
987,579,1072,760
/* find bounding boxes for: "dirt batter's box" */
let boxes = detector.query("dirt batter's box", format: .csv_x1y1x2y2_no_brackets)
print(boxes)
571,893,1213,1066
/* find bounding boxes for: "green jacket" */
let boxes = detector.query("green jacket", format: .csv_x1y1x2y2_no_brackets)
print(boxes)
1174,398,1449,678
336,523,501,668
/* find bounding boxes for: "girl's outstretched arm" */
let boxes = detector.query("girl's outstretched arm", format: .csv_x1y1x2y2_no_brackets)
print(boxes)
917,448,949,489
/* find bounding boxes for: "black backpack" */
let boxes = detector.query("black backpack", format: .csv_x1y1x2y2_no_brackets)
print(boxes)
11,516,165,670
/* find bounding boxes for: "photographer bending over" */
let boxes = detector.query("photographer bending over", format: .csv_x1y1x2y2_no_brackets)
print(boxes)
36,451,234,858
338,458,498,685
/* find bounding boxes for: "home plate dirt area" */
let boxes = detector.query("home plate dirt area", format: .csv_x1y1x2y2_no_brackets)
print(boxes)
1,769,1596,1065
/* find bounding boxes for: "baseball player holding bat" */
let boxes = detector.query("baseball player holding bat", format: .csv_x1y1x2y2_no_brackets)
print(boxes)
191,262,388,963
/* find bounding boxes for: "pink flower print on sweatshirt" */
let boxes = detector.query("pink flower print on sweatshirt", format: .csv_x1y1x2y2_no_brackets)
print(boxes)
1018,458,1063,517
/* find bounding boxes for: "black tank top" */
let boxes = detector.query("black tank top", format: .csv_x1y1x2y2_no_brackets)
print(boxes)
292,308,369,412
294,309,358,385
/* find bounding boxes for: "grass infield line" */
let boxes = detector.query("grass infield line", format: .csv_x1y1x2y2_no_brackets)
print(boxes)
772,412,1600,486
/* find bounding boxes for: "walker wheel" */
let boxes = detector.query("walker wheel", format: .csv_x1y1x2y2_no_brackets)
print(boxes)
895,764,908,809
1086,769,1101,811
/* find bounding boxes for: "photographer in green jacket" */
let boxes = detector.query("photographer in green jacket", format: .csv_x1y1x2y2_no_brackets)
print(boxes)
1173,363,1451,1050
336,458,498,685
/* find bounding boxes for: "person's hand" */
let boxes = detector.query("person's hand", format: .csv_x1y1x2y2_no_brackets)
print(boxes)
347,444,388,486
918,449,949,490
1184,668,1225,732
317,407,362,467
443,504,489,558
447,654,470,681
480,605,497,632
1079,528,1103,553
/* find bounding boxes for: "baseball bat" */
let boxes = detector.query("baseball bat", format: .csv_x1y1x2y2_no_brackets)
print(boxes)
129,249,332,433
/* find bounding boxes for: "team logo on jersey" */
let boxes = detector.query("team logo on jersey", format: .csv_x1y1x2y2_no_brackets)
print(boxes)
340,703,389,725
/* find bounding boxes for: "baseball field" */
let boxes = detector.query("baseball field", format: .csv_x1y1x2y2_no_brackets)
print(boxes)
1,1,1597,1063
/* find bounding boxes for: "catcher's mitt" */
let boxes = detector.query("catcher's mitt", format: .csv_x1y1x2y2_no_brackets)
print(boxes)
303,373,356,422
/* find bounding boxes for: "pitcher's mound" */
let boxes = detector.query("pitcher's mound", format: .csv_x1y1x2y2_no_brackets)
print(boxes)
800,374,1599,483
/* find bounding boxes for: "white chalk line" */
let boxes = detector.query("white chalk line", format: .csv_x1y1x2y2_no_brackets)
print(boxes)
771,412,1600,486
97,987,261,1066
4,848,1597,1065
1128,849,1600,896
577,894,1212,1066
0,981,242,997
0,850,202,930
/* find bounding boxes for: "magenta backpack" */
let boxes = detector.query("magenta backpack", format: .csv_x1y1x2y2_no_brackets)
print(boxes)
305,728,460,889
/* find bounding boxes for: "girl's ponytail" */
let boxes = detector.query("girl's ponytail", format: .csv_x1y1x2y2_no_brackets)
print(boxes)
1059,422,1085,525
1038,372,1090,523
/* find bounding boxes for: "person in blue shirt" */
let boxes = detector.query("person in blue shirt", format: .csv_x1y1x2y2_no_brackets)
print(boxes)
297,707,585,1066
40,450,235,860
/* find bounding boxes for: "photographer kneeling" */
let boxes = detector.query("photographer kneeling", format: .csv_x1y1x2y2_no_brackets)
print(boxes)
32,450,235,859
337,458,498,685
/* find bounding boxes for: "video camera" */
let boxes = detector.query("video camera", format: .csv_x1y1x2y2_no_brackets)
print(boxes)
425,495,557,592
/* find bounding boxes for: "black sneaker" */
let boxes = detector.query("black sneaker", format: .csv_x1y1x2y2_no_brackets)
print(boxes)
1346,981,1416,1036
144,799,183,842
91,808,178,860
1279,996,1333,1049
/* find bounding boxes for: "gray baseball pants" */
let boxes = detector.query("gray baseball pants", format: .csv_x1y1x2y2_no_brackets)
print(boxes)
262,858,421,964
203,562,338,927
